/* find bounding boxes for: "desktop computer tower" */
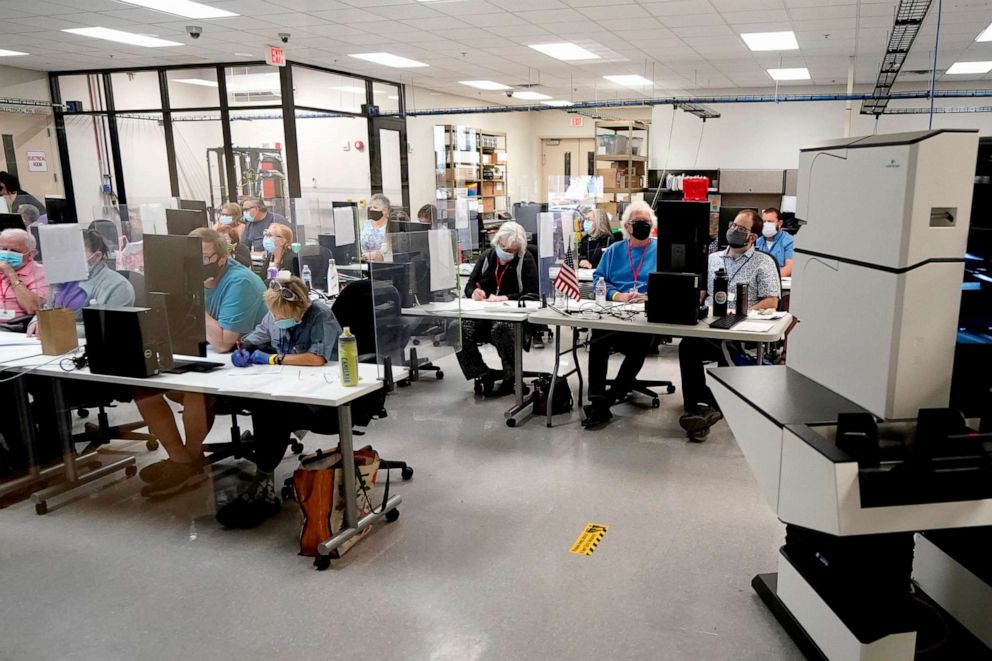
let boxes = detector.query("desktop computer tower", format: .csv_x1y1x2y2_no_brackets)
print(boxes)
82,305,163,378
646,272,701,325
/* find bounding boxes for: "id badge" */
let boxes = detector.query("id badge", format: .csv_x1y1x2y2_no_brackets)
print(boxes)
0,309,15,321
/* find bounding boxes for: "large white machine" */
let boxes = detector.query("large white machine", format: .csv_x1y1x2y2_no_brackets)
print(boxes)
707,130,992,661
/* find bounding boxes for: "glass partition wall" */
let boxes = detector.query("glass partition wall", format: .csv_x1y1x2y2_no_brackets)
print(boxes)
50,62,408,229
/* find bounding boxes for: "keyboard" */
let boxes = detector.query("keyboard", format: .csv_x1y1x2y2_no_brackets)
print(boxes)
708,314,749,330
165,359,224,374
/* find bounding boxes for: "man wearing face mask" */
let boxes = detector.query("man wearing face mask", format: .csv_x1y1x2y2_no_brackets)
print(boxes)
0,228,47,322
582,201,659,429
239,197,285,253
677,209,780,442
756,207,794,277
360,193,392,262
134,228,267,497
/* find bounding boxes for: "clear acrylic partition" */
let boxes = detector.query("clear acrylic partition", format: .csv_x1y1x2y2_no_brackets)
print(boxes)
434,125,482,263
367,228,462,380
535,209,574,302
546,175,604,299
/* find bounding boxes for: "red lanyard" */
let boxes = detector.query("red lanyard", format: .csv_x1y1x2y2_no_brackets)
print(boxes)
493,262,510,294
627,242,648,285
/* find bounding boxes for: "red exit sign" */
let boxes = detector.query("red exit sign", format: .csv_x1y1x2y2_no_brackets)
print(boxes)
570,115,584,127
266,46,286,67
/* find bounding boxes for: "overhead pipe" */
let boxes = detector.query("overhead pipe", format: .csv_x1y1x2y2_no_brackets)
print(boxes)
393,89,992,117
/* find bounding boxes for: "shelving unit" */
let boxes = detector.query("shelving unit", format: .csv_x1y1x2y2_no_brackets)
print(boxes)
595,120,648,216
434,125,509,230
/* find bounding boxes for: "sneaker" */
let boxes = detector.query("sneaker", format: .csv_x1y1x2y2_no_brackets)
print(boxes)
488,378,515,398
139,457,204,484
215,474,281,529
140,461,206,497
679,405,724,438
581,401,613,429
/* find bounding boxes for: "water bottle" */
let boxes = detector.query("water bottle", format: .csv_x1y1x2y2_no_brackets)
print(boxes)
326,258,340,296
338,326,359,387
301,264,312,290
594,276,607,304
736,282,749,316
266,261,278,281
713,267,729,316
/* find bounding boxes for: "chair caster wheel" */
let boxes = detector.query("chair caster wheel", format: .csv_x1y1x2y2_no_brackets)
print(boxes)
436,371,444,380
291,442,304,455
241,430,253,441
412,339,421,346
76,408,89,419
506,418,517,428
146,440,159,451
398,379,411,388
651,398,660,409
313,555,331,571
401,466,414,480
281,485,294,500
473,381,483,394
35,502,48,515
385,508,400,523
125,465,137,478
666,385,676,394
432,341,441,347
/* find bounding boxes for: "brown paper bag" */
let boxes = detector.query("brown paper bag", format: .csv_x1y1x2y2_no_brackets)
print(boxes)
37,308,78,355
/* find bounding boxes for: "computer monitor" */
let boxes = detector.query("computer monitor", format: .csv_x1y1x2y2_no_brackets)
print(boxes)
388,220,425,234
143,234,207,357
513,202,545,243
45,196,74,224
390,231,432,304
656,200,711,279
317,233,358,266
165,208,207,236
0,213,23,232
368,261,414,308
178,199,209,225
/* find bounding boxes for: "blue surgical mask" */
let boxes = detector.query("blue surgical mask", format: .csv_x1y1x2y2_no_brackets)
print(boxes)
0,249,24,269
274,317,299,330
583,220,593,234
494,246,514,263
219,215,234,225
243,209,255,222
262,237,276,254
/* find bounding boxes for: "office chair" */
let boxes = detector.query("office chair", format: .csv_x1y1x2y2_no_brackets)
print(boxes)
300,244,333,291
73,390,160,454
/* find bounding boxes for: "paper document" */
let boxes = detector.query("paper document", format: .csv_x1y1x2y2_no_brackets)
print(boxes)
747,310,786,320
333,207,356,246
455,198,469,229
428,229,456,292
781,195,797,214
735,320,776,333
226,365,284,376
141,204,168,235
538,212,555,258
38,224,89,284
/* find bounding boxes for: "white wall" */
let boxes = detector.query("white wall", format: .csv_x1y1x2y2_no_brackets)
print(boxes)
0,65,63,201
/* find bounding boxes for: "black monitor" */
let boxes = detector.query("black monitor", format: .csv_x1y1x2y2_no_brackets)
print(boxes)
0,213,22,232
143,234,207,357
166,208,207,236
178,199,209,225
368,261,414,308
390,231,432,304
513,202,545,242
45,196,74,224
317,233,358,266
656,200,711,279
388,220,425,234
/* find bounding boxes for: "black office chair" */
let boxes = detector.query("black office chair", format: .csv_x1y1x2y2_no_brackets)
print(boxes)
73,390,160,454
300,244,333,291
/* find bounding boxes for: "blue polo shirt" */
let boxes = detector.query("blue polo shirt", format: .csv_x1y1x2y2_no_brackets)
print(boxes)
592,239,657,299
204,258,267,334
756,231,794,269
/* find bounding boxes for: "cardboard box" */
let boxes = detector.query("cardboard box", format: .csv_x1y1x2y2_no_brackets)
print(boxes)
482,198,495,213
597,168,620,189
444,166,477,181
481,181,506,196
37,307,78,355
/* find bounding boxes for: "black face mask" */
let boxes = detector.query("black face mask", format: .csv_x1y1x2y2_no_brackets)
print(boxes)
726,228,750,248
368,209,384,221
203,260,222,282
630,220,652,241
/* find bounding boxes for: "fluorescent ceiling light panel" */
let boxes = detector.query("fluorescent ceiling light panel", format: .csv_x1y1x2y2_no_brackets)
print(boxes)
541,100,573,107
976,22,992,42
603,74,652,87
62,27,183,47
0,49,27,56
117,0,237,18
513,91,551,100
459,80,511,90
767,67,810,81
946,61,992,74
348,52,428,68
740,31,798,51
528,42,599,61
174,78,218,87
234,52,253,57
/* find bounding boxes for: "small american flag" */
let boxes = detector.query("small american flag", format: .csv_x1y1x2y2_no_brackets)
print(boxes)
554,244,581,301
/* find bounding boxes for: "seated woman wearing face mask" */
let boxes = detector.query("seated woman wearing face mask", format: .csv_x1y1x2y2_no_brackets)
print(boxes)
360,193,391,262
456,221,539,397
578,208,615,269
582,201,658,429
262,222,296,281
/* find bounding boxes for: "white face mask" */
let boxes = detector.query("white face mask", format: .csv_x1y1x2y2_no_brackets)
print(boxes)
762,222,778,239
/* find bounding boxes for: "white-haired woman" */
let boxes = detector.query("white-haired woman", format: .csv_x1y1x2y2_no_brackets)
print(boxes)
578,208,615,269
583,200,659,428
456,221,538,397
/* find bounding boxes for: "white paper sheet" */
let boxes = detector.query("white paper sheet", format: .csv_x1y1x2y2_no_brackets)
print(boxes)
38,224,89,284
141,204,168,235
734,320,775,333
428,229,456,292
226,365,284,376
333,206,356,246
455,198,469,229
781,195,797,213
538,212,555,258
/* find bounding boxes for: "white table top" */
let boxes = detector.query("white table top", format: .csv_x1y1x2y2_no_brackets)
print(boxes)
527,304,793,343
403,298,541,322
0,343,390,407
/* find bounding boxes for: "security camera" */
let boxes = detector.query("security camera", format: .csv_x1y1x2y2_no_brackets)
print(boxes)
187,26,202,39
505,90,514,98
279,33,290,44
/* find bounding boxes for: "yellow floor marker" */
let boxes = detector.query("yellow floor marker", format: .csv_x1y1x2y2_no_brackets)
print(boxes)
569,523,609,556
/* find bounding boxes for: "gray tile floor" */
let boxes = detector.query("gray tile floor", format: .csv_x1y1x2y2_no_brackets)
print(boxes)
0,339,802,661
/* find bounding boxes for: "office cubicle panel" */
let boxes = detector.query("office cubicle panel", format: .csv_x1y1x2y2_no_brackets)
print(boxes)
165,208,208,236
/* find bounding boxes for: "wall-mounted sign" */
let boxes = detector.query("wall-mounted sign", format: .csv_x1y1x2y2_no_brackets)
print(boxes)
265,46,286,67
570,115,584,128
26,151,47,172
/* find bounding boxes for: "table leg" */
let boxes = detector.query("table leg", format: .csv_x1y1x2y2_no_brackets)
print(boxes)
504,321,536,427
757,342,765,365
572,327,584,410
546,325,562,428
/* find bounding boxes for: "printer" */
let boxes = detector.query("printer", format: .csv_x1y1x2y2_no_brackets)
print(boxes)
705,130,992,660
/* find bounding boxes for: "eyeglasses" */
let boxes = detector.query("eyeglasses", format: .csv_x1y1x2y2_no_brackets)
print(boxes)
729,223,752,234
267,279,300,301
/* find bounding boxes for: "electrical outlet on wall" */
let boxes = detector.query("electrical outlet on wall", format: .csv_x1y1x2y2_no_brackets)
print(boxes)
343,141,351,151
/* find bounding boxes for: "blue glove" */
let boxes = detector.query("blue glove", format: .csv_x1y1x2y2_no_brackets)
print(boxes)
231,349,252,368
250,349,275,365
